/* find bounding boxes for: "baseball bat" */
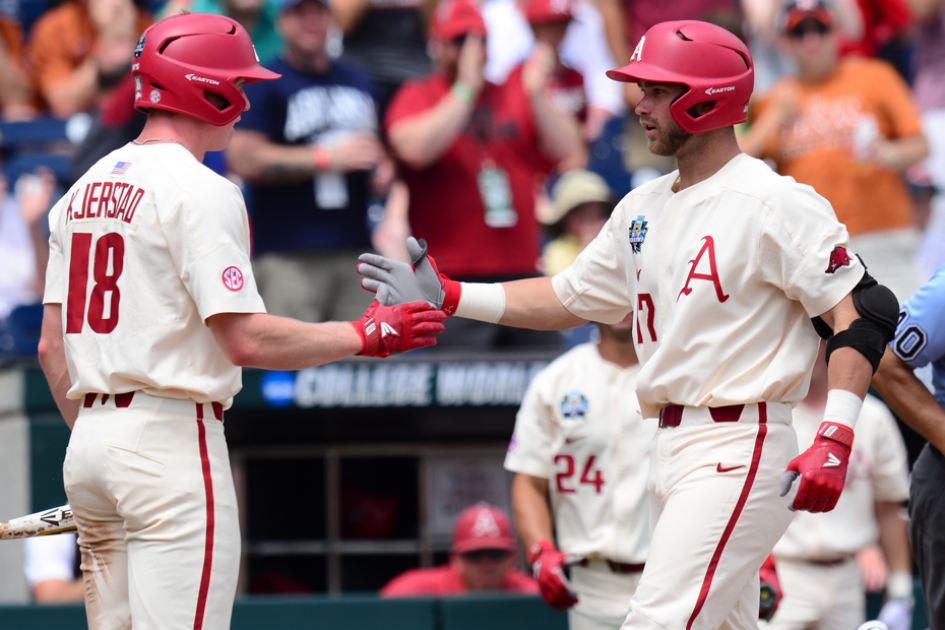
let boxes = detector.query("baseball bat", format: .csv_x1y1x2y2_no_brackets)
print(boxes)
0,505,76,539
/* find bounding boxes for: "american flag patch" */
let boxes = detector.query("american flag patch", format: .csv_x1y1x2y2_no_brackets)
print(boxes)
111,161,131,175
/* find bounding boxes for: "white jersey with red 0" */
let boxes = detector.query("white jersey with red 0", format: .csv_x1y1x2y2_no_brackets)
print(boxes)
774,394,910,561
43,143,266,406
504,343,653,564
552,153,864,419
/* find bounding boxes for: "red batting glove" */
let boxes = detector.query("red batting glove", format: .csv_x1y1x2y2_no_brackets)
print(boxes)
350,300,446,358
759,555,781,621
527,540,578,610
779,421,854,513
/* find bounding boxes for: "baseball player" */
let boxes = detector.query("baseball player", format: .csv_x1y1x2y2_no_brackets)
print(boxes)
506,316,653,630
873,264,945,630
766,344,912,630
36,13,445,630
357,19,899,630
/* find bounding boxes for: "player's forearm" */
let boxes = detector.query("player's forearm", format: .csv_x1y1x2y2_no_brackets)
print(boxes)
529,91,584,164
38,305,80,430
497,277,587,330
511,473,554,550
227,135,317,184
872,348,945,453
875,500,912,575
387,96,476,170
738,107,783,158
208,312,363,370
33,579,86,604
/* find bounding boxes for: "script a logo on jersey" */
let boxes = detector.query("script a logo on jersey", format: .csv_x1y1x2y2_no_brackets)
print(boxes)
629,215,647,253
826,246,852,274
222,266,244,291
560,391,589,419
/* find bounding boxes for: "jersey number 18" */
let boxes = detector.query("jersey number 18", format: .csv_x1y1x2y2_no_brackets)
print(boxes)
66,232,125,334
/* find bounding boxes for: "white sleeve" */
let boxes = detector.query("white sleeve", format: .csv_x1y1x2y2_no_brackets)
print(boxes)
863,397,911,502
552,209,636,324
759,184,863,317
24,533,78,586
504,371,557,479
42,195,67,305
163,179,266,321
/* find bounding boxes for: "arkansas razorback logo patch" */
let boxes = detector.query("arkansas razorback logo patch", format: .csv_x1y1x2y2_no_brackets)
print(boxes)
825,247,852,274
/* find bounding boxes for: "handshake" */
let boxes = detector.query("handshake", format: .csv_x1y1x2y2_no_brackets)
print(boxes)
350,237,459,357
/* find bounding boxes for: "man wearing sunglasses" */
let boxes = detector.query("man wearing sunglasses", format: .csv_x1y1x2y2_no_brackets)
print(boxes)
744,0,928,305
380,503,538,596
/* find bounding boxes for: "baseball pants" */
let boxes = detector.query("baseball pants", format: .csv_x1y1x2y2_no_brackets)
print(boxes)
569,559,642,630
909,443,945,630
763,557,863,630
621,402,797,630
63,392,240,630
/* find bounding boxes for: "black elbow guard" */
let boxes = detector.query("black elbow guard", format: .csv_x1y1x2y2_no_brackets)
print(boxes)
821,270,899,373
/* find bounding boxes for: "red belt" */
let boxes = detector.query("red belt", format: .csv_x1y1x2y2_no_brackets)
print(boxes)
82,392,224,421
659,404,745,428
578,559,645,574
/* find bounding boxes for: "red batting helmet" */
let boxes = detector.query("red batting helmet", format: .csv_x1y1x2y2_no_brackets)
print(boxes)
606,20,753,134
132,13,281,126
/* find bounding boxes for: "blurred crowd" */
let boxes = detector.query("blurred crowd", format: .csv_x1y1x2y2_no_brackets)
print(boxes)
1,0,943,358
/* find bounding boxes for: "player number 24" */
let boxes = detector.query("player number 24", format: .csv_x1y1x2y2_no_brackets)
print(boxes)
554,454,604,494
66,232,125,334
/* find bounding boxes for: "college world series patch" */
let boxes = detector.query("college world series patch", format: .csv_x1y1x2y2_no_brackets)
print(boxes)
560,391,589,420
629,216,647,253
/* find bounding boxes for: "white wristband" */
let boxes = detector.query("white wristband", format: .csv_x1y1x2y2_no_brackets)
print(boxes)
887,572,913,602
823,389,863,431
454,282,506,324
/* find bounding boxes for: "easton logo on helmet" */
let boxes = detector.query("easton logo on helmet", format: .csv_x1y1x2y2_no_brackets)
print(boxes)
134,34,145,58
185,73,221,85
705,86,735,95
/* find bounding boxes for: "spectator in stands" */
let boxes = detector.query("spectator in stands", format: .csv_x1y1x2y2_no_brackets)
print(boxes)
0,170,55,321
380,503,538,597
766,343,913,630
539,169,612,278
910,0,945,278
158,0,283,65
227,0,382,323
384,0,581,350
331,0,434,116
24,534,84,603
27,0,150,118
0,12,35,119
743,0,928,302
483,0,623,142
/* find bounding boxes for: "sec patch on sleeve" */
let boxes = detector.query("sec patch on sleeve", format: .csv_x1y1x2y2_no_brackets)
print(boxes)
222,266,244,291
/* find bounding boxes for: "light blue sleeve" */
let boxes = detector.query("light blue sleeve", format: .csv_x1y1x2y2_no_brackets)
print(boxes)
890,265,945,368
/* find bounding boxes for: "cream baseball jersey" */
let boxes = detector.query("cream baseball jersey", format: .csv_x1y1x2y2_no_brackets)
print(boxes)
504,343,653,563
43,143,266,406
552,153,864,419
774,394,910,560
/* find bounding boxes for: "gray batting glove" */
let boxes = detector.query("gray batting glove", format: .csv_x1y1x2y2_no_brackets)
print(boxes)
358,237,446,308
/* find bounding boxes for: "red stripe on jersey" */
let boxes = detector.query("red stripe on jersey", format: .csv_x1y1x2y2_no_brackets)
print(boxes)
686,403,768,630
193,419,215,630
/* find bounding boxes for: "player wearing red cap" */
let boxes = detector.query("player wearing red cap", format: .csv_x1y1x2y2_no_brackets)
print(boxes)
380,503,538,597
38,13,444,630
358,19,900,630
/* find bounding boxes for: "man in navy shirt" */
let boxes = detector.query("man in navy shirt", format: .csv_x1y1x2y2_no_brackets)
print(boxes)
228,0,383,323
874,265,945,630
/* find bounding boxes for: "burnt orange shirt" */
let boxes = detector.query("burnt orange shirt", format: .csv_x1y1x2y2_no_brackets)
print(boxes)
28,2,149,100
752,58,922,236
